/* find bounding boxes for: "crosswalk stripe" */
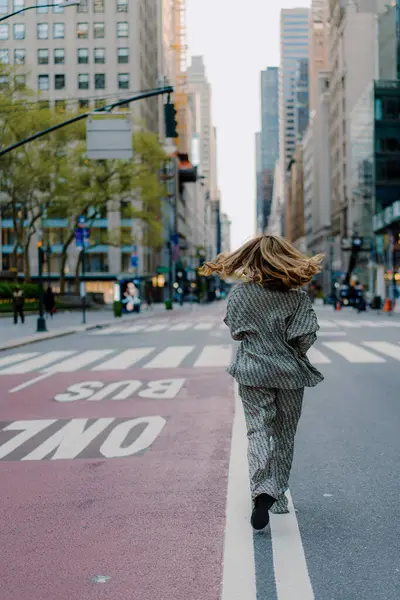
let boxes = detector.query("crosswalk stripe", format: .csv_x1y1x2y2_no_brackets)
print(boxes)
143,346,195,368
0,353,38,369
335,320,361,328
307,347,331,364
362,342,400,361
91,326,125,335
318,320,338,328
322,342,386,363
194,323,214,330
144,324,169,332
123,325,147,333
92,348,155,370
169,322,192,331
0,351,76,374
44,350,114,372
194,345,233,367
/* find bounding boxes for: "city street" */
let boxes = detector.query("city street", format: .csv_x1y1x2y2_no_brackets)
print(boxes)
0,302,399,600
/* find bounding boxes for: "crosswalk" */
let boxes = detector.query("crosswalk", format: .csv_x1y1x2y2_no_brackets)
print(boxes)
90,318,400,335
0,341,399,374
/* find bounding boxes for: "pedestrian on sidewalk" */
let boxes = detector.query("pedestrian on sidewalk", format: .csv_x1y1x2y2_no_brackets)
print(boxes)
44,286,56,318
200,234,324,531
12,286,25,324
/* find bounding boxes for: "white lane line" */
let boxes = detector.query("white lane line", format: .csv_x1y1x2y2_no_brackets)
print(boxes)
362,341,400,361
194,323,214,330
144,324,169,332
91,326,125,335
0,353,39,370
92,348,155,370
169,322,192,331
307,347,331,364
317,332,347,337
194,345,233,367
44,350,114,372
123,325,147,333
221,383,256,600
0,351,75,374
335,320,361,328
270,491,315,600
143,346,194,368
9,372,53,393
322,342,385,363
318,320,338,328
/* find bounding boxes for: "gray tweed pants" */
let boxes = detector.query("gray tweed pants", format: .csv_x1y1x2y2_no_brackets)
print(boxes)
238,385,304,513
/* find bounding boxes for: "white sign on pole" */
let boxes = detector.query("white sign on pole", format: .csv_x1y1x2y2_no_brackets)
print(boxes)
86,112,133,160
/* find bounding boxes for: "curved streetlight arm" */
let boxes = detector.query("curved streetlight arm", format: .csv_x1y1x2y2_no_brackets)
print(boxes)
0,2,79,22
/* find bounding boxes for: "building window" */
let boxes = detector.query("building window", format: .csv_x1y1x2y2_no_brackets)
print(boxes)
78,0,88,11
53,23,64,39
118,73,129,89
36,0,48,13
55,99,66,112
0,49,9,64
37,23,49,39
78,48,89,64
94,47,105,63
14,48,25,64
52,0,65,13
95,73,105,89
54,48,65,64
13,0,24,9
117,0,128,11
0,1,8,14
15,74,26,88
117,47,129,63
93,0,104,12
117,21,128,37
13,23,25,40
38,74,49,91
78,73,89,89
55,74,65,90
38,48,49,64
79,99,89,110
0,75,9,88
93,22,105,38
0,24,9,40
94,98,105,109
77,22,89,38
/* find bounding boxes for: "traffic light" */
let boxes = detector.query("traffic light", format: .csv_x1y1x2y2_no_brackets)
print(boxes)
164,101,178,138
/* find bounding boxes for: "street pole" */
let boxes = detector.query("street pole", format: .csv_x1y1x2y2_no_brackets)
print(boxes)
81,247,86,324
0,2,79,23
37,243,47,332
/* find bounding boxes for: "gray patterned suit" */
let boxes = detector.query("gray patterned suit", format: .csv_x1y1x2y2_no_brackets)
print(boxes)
224,282,324,511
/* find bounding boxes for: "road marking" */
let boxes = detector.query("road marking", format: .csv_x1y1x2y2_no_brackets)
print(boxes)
45,350,114,372
322,341,385,363
335,320,360,328
123,325,147,333
91,326,125,335
0,420,56,459
318,320,338,328
0,351,75,374
307,347,331,364
99,416,166,457
362,341,400,361
0,352,39,369
92,348,155,370
317,331,347,337
221,383,256,600
143,346,195,368
194,345,233,367
169,322,192,331
270,491,315,600
9,372,53,393
194,323,214,330
145,324,169,332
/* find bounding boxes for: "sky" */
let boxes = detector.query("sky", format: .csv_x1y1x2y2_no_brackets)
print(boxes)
187,0,310,251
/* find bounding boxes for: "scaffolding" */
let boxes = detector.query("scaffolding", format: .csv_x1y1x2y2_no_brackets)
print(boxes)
172,0,189,153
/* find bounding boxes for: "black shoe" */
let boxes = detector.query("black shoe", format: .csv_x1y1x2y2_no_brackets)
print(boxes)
251,493,276,530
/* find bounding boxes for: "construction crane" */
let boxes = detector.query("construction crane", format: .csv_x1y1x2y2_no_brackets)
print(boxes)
171,0,189,154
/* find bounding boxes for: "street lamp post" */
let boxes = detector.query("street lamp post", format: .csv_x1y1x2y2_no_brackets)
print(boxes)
0,1,79,22
36,241,47,333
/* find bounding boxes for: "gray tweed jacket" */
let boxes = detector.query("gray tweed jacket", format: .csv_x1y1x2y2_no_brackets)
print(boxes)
224,282,324,389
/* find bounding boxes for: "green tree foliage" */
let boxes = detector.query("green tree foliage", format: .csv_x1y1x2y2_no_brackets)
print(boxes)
0,66,167,287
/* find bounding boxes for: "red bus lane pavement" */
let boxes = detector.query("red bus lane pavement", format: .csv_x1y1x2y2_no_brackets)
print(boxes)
0,368,234,600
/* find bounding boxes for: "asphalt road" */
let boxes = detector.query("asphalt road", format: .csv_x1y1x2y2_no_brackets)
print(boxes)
0,303,399,600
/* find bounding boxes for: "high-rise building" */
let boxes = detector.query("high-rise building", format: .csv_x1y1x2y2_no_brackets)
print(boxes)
294,58,309,141
309,0,329,113
256,67,279,234
279,8,310,171
220,212,231,254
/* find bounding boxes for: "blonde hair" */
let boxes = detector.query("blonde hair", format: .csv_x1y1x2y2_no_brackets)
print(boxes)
199,235,324,289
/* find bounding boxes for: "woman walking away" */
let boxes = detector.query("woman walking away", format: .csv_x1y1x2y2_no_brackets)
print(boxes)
200,235,324,531
44,286,56,318
12,286,25,324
